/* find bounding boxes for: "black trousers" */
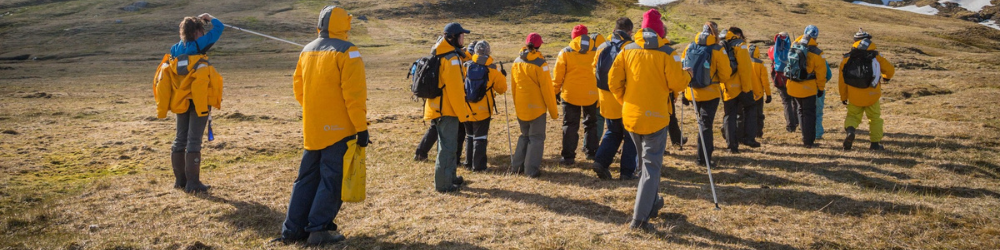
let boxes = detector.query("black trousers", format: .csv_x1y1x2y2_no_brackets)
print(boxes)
463,118,491,170
794,95,818,146
778,86,799,132
755,98,765,138
723,92,754,150
667,93,682,145
735,94,759,143
561,101,599,159
415,122,465,163
694,99,720,162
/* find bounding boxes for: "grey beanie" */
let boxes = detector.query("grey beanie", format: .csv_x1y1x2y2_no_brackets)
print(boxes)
474,40,491,57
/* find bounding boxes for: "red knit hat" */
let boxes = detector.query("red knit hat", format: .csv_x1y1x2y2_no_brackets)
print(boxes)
571,25,588,39
526,33,543,47
642,9,665,38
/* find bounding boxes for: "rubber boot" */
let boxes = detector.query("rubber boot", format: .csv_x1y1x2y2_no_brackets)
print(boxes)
843,126,856,150
306,231,345,245
629,219,655,232
649,196,664,219
184,152,210,193
171,152,186,189
870,142,884,150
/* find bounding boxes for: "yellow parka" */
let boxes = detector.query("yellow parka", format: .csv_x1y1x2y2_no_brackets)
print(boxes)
467,54,508,121
423,39,473,122
607,29,691,135
749,45,772,100
682,32,732,102
838,39,895,107
293,6,368,150
511,47,559,121
786,35,828,98
593,31,633,120
721,31,754,101
553,34,599,106
153,54,224,119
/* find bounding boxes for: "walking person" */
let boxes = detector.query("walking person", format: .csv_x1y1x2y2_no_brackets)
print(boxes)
608,9,690,231
785,25,828,148
745,44,772,139
463,41,508,171
276,6,369,245
156,12,225,193
592,17,638,180
553,25,601,165
839,29,895,150
682,21,732,166
769,32,798,132
510,33,560,178
719,27,757,152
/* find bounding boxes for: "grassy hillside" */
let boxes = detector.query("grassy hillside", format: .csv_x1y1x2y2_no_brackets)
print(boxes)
2,0,999,249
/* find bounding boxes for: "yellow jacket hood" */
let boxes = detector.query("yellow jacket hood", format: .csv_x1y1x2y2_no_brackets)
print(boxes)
853,39,878,51
553,34,600,106
694,31,718,46
634,28,671,49
318,6,351,40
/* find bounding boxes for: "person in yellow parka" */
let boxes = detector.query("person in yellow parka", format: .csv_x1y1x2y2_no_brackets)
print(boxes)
553,24,600,165
719,27,758,152
607,9,690,231
510,33,559,178
277,6,367,246
424,23,473,193
839,29,895,151
744,44,772,140
786,25,828,148
462,40,507,172
681,21,732,166
592,17,639,180
153,13,224,193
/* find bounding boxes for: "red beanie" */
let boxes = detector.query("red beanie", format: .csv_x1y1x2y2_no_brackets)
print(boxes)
571,25,588,39
642,9,665,38
526,33,543,47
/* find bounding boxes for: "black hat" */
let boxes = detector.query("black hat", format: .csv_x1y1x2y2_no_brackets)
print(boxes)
444,22,471,36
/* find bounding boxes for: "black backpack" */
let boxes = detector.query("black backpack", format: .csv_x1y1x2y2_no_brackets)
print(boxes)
595,39,628,91
721,39,741,75
407,52,456,99
464,63,491,102
842,49,879,89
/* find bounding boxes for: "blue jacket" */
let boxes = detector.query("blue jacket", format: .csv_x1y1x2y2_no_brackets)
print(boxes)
170,18,224,57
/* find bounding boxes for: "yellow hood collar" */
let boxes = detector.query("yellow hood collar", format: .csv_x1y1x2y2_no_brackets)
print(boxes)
433,37,462,56
694,31,717,46
633,28,669,49
317,6,351,40
569,34,595,53
852,39,877,51
795,35,818,46
519,47,544,61
472,54,494,65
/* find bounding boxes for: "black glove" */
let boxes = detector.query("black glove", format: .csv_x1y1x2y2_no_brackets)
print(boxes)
817,90,825,97
765,95,772,104
882,78,891,84
842,100,848,105
681,97,691,106
357,130,370,147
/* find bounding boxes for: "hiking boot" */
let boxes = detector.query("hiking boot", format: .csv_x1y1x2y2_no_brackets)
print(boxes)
786,126,796,133
843,127,856,150
559,158,575,166
740,139,761,148
306,231,345,246
649,196,664,219
171,152,186,189
585,154,596,161
471,166,487,172
673,137,688,147
804,143,820,149
413,154,428,162
592,162,612,180
452,176,464,186
437,184,461,193
184,152,210,193
870,142,885,151
729,148,740,154
620,174,638,181
528,170,543,178
269,237,299,245
628,219,655,232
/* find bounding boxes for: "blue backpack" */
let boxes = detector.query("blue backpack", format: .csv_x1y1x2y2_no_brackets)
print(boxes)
785,42,816,82
683,36,717,89
595,39,628,91
464,63,491,103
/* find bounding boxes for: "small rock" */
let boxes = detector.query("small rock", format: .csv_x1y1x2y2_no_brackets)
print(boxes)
1,130,17,135
88,224,99,232
357,15,368,21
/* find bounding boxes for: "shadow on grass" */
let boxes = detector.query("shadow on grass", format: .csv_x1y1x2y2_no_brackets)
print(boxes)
660,213,800,250
463,187,630,224
198,194,284,239
344,234,489,249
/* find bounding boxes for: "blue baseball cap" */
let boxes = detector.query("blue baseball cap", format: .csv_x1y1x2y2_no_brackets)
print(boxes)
444,22,470,36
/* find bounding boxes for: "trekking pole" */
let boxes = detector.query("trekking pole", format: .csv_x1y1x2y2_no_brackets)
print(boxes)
688,88,721,210
679,94,684,151
502,92,514,169
224,24,304,47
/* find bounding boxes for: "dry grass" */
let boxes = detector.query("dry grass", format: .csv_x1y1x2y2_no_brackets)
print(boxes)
2,0,999,249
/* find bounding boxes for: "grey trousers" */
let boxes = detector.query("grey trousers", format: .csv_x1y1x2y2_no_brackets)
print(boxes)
433,116,460,191
172,100,210,153
629,127,668,222
511,115,546,177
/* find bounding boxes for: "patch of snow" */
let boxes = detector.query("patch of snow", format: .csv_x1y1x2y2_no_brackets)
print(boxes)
854,1,941,15
981,20,1000,30
938,0,993,12
637,0,680,6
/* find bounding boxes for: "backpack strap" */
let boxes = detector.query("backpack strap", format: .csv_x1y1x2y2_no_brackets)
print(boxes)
808,46,823,55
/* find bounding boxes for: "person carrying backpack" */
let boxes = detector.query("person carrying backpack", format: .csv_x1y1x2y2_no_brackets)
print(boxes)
510,33,560,178
421,23,474,192
462,41,507,171
608,9,691,231
769,32,799,133
718,27,758,152
552,25,601,165
839,29,895,151
275,6,368,245
682,21,732,167
784,25,827,148
155,13,224,193
745,44,771,139
591,17,638,180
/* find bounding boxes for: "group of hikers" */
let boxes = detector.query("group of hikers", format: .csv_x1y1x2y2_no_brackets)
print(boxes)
153,6,895,245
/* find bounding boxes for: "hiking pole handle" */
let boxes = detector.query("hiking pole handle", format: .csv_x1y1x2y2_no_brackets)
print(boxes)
224,24,305,47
